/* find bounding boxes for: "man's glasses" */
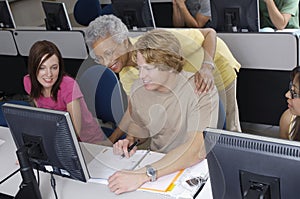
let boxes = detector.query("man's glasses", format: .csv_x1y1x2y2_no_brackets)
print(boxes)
289,81,300,99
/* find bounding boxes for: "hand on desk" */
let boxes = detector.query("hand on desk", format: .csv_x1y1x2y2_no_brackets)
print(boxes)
108,170,148,194
110,139,146,194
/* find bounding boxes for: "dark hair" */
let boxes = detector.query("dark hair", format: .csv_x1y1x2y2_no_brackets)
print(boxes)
290,66,300,141
27,40,65,101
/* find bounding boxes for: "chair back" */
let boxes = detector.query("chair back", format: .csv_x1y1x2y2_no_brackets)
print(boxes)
73,0,102,26
0,100,31,127
218,99,226,130
78,65,127,128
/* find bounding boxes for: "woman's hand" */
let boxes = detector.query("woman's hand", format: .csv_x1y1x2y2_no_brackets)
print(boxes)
194,64,214,94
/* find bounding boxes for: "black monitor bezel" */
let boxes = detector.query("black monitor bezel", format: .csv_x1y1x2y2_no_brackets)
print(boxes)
111,0,156,30
41,1,72,31
0,0,16,29
204,128,300,198
208,0,260,32
2,103,89,182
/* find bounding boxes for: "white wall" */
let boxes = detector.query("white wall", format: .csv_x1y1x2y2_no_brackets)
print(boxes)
9,0,80,27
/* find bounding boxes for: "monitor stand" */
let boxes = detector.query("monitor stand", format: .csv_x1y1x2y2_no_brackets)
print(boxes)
240,170,280,199
14,146,42,199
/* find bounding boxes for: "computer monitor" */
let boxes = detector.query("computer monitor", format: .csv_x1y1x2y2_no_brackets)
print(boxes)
2,103,89,198
208,0,259,32
0,0,16,29
204,128,300,198
111,0,156,31
41,1,72,31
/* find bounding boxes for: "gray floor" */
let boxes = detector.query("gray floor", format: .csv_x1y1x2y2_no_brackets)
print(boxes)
241,122,280,138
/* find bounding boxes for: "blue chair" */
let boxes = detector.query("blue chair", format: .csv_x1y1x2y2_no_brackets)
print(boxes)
73,0,113,26
218,99,226,130
0,100,31,127
77,65,127,138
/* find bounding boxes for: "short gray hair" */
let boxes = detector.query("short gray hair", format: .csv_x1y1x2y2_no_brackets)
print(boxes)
85,15,129,48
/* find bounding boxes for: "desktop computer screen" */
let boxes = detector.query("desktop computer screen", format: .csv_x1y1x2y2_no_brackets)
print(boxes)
2,103,89,185
111,0,156,31
0,0,16,29
41,1,72,31
208,0,260,32
204,128,300,199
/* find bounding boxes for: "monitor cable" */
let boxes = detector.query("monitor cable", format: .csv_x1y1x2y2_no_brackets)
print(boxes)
50,173,58,199
0,168,20,185
35,166,40,187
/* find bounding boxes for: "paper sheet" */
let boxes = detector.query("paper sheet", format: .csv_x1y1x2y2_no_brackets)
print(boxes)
0,139,5,146
87,147,150,179
87,147,209,197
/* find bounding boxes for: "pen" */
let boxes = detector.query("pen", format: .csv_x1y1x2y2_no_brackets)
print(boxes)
121,139,140,158
193,175,209,199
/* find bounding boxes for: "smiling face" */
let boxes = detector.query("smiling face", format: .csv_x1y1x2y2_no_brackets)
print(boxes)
92,35,129,73
37,54,60,96
136,52,176,92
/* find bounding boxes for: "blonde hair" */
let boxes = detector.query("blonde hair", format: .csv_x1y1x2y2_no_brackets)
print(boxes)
132,29,185,72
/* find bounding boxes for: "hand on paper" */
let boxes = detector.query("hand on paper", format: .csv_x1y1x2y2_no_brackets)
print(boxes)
194,66,214,94
108,170,148,194
113,139,137,158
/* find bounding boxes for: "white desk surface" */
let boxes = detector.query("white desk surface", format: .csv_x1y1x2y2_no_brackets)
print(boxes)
0,126,212,199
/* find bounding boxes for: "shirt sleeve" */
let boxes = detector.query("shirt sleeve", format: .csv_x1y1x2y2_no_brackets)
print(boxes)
23,74,31,94
61,76,83,104
281,0,299,16
187,86,219,133
199,0,211,17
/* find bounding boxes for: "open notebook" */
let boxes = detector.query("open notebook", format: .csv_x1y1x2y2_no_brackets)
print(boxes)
85,145,208,196
86,147,183,192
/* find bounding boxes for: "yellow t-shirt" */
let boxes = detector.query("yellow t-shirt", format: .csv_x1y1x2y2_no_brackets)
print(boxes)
120,29,241,95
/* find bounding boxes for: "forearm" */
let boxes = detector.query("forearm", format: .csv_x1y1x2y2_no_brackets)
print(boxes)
172,2,185,27
67,100,82,137
136,132,205,183
265,0,290,29
195,14,210,28
108,108,131,143
178,4,200,27
118,108,131,132
199,28,216,64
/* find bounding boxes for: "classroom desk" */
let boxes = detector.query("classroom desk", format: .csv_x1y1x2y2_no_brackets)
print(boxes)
0,126,212,199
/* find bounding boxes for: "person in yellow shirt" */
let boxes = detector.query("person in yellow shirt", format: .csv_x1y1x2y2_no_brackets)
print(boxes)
85,15,241,142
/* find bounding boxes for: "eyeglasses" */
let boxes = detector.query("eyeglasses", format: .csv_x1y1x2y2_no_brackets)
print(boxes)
93,43,121,65
289,81,300,99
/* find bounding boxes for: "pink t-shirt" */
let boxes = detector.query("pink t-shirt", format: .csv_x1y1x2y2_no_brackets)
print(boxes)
24,75,105,144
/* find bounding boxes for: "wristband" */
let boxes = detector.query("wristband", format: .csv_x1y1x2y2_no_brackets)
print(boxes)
202,61,215,70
